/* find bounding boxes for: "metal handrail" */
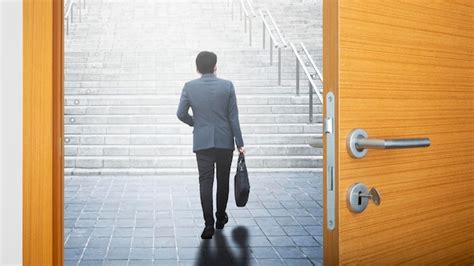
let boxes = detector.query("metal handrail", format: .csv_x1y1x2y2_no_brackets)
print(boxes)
259,9,287,85
260,10,278,48
263,9,287,47
64,0,76,35
290,42,323,123
239,0,254,46
301,43,323,83
64,0,86,35
259,9,286,48
246,0,257,16
240,0,250,18
65,0,74,18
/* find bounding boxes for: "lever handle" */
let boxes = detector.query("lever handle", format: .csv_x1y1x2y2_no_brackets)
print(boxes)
356,138,431,150
347,129,430,158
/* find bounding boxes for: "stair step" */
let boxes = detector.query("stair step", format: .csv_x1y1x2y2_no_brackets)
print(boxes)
64,114,323,124
64,167,323,177
65,124,322,134
65,144,322,156
64,133,323,145
63,88,319,96
65,155,323,169
64,95,315,105
65,104,322,115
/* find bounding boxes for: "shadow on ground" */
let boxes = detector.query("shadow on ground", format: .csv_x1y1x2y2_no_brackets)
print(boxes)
196,226,250,266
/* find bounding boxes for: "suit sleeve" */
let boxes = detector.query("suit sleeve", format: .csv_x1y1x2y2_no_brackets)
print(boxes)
228,82,244,148
176,84,194,127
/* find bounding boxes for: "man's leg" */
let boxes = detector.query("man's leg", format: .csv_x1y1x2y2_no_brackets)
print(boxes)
215,149,234,221
196,149,216,227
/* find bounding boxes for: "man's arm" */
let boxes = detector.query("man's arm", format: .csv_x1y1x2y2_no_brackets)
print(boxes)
177,84,194,126
228,82,244,149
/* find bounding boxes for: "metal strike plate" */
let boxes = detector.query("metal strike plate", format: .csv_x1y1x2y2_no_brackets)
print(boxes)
325,92,336,230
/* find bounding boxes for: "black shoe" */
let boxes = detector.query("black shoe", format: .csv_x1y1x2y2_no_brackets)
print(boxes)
215,212,228,229
201,226,215,239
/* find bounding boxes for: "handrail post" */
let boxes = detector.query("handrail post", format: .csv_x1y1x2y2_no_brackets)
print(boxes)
244,15,247,32
289,42,323,124
266,10,286,48
66,18,69,35
278,47,282,85
270,39,273,65
296,57,300,95
309,80,314,123
262,22,265,49
71,3,74,23
231,0,234,20
249,16,252,46
240,3,242,20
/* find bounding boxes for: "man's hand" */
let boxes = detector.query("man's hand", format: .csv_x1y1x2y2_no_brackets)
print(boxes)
238,146,246,155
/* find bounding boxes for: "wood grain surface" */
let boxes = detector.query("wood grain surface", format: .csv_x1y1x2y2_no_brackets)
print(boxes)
23,0,64,264
329,0,473,264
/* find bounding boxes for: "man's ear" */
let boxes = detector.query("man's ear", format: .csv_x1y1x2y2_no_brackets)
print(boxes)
214,65,217,73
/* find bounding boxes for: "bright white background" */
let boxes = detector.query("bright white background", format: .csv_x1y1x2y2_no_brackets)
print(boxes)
0,0,22,264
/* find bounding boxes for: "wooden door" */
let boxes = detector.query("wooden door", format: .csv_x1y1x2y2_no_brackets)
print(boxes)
323,0,473,264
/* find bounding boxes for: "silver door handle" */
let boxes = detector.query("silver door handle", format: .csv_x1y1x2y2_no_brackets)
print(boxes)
347,128,430,158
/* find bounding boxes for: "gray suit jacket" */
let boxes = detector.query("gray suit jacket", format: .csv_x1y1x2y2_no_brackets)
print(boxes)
177,73,244,152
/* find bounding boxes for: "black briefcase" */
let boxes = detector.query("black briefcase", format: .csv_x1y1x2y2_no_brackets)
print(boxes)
234,153,250,207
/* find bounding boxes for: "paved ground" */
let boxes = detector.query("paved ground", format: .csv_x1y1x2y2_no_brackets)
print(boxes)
64,174,323,265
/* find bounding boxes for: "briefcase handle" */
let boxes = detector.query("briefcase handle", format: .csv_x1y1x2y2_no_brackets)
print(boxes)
238,152,245,163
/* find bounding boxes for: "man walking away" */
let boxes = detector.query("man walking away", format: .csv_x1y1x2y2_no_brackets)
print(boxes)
177,51,245,239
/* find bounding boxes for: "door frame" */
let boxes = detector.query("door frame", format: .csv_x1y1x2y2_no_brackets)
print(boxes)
23,0,64,264
22,0,338,264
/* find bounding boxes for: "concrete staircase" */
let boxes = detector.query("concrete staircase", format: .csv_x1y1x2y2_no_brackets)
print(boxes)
64,0,323,176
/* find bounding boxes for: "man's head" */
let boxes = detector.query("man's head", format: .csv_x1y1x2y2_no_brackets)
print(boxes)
196,51,217,74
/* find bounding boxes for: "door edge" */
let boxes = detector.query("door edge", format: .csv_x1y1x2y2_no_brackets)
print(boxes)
323,0,339,264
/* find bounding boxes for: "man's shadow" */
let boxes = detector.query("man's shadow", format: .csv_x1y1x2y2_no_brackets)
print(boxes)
195,226,250,266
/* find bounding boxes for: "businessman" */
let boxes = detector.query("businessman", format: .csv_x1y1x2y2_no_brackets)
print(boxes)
177,51,245,239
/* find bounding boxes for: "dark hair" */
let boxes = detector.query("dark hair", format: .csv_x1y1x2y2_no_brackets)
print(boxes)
196,51,217,74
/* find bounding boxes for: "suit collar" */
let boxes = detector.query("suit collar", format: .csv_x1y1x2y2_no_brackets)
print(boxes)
201,73,216,79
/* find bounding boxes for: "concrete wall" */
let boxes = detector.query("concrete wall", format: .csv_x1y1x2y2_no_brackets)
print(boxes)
0,0,22,264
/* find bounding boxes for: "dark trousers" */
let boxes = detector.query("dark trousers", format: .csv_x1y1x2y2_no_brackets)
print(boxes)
196,148,234,226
